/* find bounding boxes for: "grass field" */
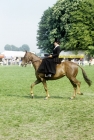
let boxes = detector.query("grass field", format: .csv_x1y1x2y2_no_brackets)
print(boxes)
0,65,94,140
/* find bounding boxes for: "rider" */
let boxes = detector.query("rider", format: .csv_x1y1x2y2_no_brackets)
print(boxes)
37,38,61,77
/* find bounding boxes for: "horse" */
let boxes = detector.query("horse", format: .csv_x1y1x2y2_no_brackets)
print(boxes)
21,51,92,99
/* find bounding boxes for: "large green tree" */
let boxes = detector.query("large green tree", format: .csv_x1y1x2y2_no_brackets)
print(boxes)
37,0,94,55
37,7,54,53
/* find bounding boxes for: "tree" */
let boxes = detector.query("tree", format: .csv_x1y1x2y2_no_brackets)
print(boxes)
11,45,19,51
4,44,12,51
19,44,30,51
4,44,30,52
37,7,54,53
64,0,94,54
4,44,19,51
37,0,94,55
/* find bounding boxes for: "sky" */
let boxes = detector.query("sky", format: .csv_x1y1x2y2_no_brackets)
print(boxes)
0,0,57,53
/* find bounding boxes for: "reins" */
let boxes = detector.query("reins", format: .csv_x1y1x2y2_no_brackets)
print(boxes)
31,56,49,64
31,59,42,64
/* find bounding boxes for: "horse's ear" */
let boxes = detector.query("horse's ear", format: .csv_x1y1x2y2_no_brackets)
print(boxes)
25,50,27,53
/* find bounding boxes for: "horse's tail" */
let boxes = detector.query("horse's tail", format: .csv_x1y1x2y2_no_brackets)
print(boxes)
78,65,92,86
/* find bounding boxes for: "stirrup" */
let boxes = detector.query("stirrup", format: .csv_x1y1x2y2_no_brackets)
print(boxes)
45,74,52,77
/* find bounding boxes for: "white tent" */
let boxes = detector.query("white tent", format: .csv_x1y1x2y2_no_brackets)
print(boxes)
1,51,25,59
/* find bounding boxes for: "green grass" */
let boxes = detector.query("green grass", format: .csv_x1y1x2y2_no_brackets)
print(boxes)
0,65,94,140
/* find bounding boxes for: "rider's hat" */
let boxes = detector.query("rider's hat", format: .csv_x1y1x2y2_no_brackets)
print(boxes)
54,38,60,44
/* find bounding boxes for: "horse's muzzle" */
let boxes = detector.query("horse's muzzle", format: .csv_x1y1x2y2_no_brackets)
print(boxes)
21,63,27,67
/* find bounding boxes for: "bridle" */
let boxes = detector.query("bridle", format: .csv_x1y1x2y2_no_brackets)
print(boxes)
22,55,42,66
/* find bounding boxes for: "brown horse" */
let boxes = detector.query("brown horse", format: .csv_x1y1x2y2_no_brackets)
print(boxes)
21,51,92,99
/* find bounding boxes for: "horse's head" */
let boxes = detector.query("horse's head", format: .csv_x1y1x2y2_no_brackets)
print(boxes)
21,51,33,67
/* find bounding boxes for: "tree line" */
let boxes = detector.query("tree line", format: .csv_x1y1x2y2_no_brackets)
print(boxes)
37,0,94,56
4,44,30,52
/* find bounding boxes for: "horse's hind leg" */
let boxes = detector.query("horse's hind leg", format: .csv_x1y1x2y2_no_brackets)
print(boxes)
69,77,81,99
30,79,41,98
69,79,77,99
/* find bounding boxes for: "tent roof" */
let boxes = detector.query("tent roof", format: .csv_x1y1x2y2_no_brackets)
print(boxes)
1,51,25,58
59,50,84,58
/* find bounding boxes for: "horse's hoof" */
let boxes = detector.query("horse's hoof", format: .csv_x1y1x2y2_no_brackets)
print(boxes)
69,97,75,100
31,94,34,99
44,97,48,100
69,97,72,100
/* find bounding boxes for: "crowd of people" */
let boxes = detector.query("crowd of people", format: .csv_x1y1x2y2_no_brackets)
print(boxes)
70,58,94,66
0,57,94,66
0,58,22,66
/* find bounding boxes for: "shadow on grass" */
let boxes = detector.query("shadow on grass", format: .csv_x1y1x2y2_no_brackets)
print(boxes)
1,90,81,100
35,95,64,99
3,93,69,100
1,93,30,99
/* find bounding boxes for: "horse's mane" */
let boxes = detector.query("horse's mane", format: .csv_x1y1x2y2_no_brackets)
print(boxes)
30,52,41,60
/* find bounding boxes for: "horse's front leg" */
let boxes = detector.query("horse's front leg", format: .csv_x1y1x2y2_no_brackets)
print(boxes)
31,79,41,98
42,79,50,100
